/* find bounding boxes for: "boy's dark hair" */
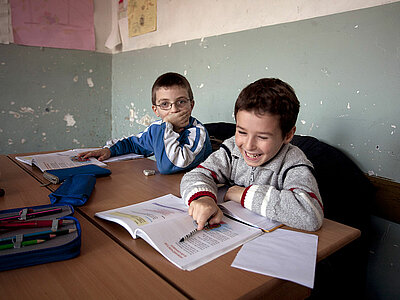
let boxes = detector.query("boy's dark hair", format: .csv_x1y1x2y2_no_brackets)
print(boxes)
151,72,194,105
234,78,300,136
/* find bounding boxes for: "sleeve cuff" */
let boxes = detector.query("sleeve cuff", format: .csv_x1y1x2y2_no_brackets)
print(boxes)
240,185,252,207
188,191,216,206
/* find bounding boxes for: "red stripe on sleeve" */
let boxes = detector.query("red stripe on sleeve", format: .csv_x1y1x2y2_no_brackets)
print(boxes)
289,188,324,211
188,191,216,206
196,165,218,182
240,186,252,207
307,191,324,211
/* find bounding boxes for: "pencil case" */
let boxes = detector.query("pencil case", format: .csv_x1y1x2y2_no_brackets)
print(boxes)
0,203,81,271
43,164,111,184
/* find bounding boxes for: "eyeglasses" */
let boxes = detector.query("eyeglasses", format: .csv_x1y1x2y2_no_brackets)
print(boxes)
154,98,191,110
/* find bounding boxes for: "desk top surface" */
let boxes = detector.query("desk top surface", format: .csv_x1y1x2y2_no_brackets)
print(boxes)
0,155,185,299
7,153,361,299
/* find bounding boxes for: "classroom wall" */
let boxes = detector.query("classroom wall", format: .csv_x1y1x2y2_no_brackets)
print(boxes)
111,2,400,183
0,45,112,153
117,0,398,52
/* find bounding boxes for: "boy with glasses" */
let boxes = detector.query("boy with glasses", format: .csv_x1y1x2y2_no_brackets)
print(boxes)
79,72,212,174
180,78,324,231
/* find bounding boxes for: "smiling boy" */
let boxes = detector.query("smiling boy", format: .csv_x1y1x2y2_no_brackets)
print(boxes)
180,78,324,231
79,72,212,174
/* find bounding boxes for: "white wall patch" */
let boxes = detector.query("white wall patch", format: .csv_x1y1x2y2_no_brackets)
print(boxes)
87,77,94,88
63,114,76,127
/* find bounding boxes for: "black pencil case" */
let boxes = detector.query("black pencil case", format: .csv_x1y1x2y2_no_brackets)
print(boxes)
0,203,81,271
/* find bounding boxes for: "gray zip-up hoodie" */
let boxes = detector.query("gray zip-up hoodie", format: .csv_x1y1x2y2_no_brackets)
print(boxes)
180,136,324,231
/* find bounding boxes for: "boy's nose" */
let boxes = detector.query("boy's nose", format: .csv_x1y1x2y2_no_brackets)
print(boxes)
170,102,180,112
245,137,257,150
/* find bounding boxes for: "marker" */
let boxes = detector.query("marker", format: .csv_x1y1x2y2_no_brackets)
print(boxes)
0,219,75,229
0,207,63,222
0,239,46,251
0,228,77,245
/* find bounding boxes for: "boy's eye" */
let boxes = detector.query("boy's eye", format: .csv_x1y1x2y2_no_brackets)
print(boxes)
237,130,247,135
177,99,188,105
258,136,268,140
159,102,171,109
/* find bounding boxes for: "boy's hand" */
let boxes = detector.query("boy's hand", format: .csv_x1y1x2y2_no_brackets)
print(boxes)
163,110,191,132
77,148,111,161
224,185,245,203
188,196,223,230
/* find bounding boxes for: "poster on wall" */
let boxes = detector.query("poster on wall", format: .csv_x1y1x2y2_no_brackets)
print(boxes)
10,0,95,51
128,0,157,38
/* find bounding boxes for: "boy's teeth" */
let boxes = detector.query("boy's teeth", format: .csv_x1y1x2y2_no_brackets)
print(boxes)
247,152,259,158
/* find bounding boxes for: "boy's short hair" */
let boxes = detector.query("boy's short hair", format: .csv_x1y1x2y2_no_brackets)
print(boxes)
151,72,194,105
234,78,300,136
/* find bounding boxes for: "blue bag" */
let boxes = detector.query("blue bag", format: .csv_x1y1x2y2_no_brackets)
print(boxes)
49,174,96,206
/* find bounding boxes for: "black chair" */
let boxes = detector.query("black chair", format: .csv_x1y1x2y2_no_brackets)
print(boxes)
204,122,236,152
290,135,373,299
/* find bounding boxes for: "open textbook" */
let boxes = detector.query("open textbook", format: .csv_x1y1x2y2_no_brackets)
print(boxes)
95,194,281,271
15,149,143,172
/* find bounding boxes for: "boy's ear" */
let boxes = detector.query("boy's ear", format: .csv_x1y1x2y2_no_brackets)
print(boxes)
283,126,296,144
190,99,195,110
152,105,160,117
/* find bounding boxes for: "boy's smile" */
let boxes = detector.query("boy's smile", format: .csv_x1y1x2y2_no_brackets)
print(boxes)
235,110,295,167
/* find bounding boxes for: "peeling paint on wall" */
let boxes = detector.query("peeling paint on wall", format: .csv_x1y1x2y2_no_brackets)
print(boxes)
20,107,34,114
9,111,21,118
63,114,76,127
87,77,94,87
137,114,153,126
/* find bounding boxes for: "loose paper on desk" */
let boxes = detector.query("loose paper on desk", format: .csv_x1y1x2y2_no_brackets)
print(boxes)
231,229,318,288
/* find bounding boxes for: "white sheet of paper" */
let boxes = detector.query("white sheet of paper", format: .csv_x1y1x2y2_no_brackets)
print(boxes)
231,228,318,288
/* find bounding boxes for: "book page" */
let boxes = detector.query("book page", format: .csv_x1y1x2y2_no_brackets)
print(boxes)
95,194,187,239
219,201,282,231
32,150,106,172
95,194,262,271
139,214,261,271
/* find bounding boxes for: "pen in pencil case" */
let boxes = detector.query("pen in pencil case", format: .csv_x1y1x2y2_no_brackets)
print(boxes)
0,219,74,229
0,228,77,245
0,239,46,251
0,207,63,222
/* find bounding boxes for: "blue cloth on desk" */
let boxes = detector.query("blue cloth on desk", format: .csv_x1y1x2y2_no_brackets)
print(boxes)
49,174,96,206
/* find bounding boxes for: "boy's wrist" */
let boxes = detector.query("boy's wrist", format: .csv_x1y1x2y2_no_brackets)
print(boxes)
225,186,245,203
188,191,216,206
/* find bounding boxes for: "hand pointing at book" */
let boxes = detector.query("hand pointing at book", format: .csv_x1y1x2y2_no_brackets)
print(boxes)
188,196,223,230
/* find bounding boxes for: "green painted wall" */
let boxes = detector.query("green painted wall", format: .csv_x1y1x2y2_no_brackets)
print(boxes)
112,2,400,182
0,45,112,154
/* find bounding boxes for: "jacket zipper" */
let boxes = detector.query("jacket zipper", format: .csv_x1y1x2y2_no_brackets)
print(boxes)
250,167,256,185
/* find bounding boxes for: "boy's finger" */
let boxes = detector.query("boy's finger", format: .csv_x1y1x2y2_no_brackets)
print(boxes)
196,218,208,230
209,209,223,225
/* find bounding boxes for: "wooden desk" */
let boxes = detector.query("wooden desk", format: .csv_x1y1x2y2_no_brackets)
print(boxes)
0,156,185,299
8,154,361,299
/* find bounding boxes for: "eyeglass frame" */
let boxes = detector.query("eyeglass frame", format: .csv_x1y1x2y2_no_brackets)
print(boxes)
153,98,193,111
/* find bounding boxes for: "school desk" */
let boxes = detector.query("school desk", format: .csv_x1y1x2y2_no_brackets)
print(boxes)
0,155,185,299
8,153,361,299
